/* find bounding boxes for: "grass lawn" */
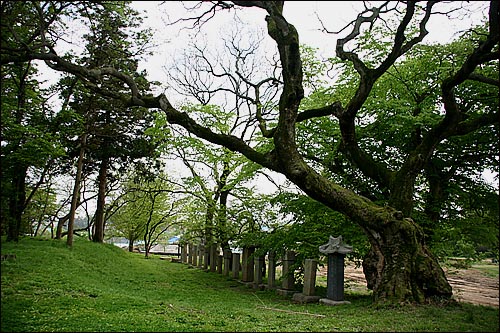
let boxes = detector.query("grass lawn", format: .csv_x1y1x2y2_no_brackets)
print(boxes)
1,237,498,332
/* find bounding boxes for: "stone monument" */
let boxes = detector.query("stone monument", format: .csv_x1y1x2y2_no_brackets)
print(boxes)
292,258,321,303
318,235,353,306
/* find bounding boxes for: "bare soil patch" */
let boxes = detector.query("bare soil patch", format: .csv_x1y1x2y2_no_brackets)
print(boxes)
318,262,499,308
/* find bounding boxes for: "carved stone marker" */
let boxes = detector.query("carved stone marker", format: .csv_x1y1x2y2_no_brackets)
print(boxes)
192,245,198,267
303,259,318,296
217,254,223,274
319,236,353,305
223,249,232,276
241,246,255,282
198,246,203,268
281,251,296,290
277,251,297,296
232,252,240,279
203,247,209,270
188,243,193,265
253,255,266,289
267,251,276,289
292,258,321,303
181,244,188,263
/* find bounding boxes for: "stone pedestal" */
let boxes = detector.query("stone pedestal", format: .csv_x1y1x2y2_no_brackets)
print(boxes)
319,298,351,306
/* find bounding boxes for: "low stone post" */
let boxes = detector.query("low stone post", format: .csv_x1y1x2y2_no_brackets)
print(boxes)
192,245,198,267
203,246,209,270
303,259,318,296
267,251,276,289
181,244,188,263
223,249,231,276
198,246,203,268
188,243,193,265
217,254,223,274
292,259,321,303
277,251,297,296
253,255,265,289
281,251,296,290
232,252,240,279
241,246,255,282
319,235,353,305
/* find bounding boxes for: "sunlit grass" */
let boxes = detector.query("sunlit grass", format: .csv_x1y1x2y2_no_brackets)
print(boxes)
471,262,499,279
1,237,498,332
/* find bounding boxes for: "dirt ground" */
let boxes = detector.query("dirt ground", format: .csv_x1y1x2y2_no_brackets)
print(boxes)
318,262,499,308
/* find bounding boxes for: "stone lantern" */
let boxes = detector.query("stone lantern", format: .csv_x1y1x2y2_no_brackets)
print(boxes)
319,235,353,305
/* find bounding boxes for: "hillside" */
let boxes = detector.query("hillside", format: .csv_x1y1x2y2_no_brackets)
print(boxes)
1,237,498,332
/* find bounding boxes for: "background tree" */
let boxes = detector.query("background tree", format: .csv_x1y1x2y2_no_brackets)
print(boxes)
107,170,184,258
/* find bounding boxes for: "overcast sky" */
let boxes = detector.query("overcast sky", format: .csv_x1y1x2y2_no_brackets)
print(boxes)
124,1,494,189
131,1,490,89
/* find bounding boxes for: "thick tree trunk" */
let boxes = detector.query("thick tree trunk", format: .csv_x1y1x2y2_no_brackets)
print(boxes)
362,217,452,304
92,157,108,243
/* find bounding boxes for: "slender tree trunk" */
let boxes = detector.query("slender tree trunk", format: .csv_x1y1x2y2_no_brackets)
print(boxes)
55,213,70,239
92,157,108,243
7,166,28,242
67,133,87,247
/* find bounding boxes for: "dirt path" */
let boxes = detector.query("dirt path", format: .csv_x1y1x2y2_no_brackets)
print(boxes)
319,262,499,308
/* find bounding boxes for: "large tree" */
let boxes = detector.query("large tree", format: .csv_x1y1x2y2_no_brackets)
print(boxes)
1,1,498,305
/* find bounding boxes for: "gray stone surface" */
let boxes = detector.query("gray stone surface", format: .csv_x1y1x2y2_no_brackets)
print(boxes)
281,251,296,290
292,293,321,304
241,247,255,282
319,298,351,306
267,251,276,289
319,235,353,255
303,259,317,296
232,253,240,279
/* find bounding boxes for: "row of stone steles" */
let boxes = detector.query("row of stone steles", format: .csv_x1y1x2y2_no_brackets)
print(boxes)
179,236,353,306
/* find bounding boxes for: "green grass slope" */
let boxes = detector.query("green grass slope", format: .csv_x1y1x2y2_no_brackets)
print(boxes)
1,237,498,332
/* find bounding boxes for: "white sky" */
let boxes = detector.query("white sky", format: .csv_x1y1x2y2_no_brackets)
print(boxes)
131,1,490,90
125,1,494,190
